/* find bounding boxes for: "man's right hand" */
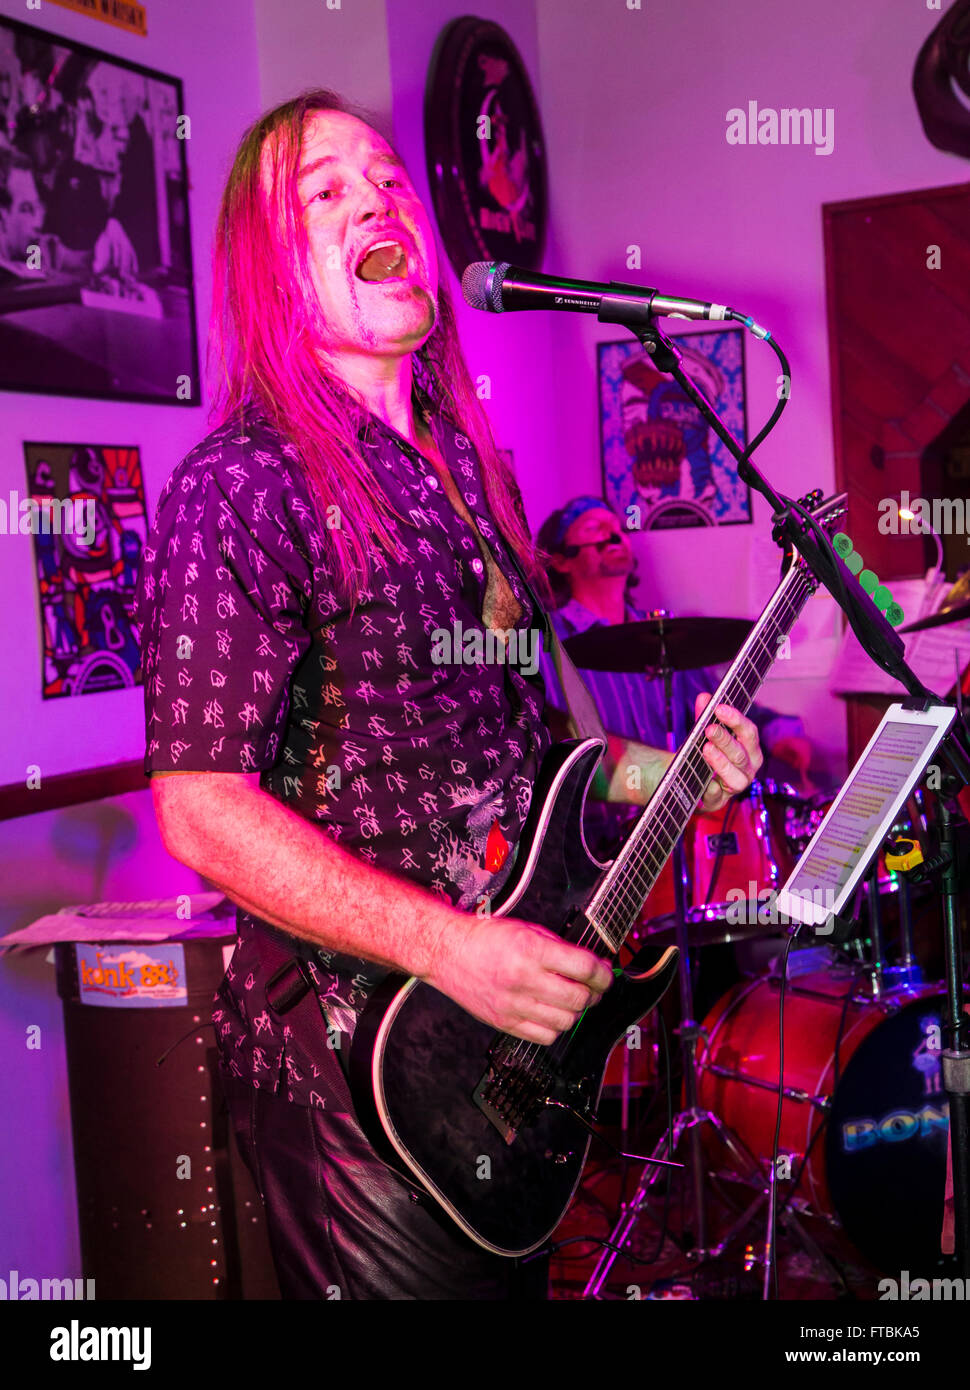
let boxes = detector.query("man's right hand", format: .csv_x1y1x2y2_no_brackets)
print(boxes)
423,915,614,1046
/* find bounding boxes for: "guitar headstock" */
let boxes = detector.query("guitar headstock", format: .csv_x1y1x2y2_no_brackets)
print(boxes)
774,489,848,574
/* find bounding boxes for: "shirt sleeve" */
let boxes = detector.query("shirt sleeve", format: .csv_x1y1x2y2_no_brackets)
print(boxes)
138,442,316,774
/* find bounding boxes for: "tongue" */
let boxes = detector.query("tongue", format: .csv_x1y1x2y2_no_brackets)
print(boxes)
358,244,406,282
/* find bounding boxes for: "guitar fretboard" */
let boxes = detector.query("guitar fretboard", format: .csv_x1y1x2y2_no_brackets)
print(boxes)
586,561,818,952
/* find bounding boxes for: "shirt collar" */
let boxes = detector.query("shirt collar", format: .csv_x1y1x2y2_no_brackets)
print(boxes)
558,596,645,632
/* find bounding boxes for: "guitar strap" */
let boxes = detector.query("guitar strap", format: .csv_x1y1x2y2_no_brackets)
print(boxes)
500,542,608,746
261,939,355,1108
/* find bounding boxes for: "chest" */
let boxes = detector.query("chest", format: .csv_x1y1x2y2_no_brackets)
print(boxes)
427,453,522,635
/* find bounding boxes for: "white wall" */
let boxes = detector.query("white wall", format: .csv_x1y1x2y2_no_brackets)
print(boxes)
254,0,392,119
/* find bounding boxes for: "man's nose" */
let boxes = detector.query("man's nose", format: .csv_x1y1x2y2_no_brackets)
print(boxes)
355,182,398,223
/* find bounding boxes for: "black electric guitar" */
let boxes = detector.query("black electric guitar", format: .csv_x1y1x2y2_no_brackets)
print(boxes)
348,492,846,1256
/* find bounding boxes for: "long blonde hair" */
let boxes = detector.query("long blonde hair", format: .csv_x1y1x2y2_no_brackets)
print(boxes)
207,88,541,602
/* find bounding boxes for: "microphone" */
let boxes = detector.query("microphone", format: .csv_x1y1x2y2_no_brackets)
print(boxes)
461,260,733,325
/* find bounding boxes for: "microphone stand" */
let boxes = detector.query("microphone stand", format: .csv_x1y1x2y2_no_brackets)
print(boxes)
598,297,970,1278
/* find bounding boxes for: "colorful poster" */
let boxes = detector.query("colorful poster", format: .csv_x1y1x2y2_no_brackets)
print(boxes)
24,441,145,698
598,327,751,531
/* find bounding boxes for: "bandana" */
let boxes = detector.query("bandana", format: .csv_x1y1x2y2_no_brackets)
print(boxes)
554,495,610,550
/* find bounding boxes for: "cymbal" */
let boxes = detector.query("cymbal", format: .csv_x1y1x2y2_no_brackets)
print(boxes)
563,616,753,673
634,912,781,950
900,599,970,635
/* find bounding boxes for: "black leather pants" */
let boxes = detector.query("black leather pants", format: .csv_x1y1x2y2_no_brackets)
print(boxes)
223,1068,550,1301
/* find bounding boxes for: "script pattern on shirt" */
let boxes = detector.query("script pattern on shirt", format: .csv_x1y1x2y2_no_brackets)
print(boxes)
136,402,549,1106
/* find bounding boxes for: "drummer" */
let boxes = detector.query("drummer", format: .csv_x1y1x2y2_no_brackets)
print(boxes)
537,495,817,863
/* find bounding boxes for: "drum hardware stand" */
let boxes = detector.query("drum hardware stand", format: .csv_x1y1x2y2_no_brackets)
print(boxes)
583,1036,848,1297
818,721,970,1275
701,1152,846,1296
865,864,887,993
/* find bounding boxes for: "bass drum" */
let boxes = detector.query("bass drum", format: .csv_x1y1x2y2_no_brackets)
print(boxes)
696,969,952,1272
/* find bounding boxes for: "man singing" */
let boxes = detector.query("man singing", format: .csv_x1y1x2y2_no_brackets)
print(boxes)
137,89,763,1301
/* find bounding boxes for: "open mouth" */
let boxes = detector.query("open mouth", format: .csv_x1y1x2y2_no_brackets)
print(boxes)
355,239,410,283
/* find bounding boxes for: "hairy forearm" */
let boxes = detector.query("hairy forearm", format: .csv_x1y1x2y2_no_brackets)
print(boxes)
155,776,465,979
589,733,673,805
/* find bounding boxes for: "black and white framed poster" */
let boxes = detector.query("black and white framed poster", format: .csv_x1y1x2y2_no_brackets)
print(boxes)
0,17,199,404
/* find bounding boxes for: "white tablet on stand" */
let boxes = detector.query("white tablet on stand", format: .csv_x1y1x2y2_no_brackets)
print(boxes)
775,702,957,931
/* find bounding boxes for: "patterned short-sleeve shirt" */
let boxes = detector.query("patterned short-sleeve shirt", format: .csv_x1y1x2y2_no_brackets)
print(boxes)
136,400,550,1106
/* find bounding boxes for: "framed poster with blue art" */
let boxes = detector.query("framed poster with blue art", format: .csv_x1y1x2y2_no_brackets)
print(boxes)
598,328,751,531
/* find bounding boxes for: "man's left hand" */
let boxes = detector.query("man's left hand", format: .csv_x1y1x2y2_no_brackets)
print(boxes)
695,693,763,813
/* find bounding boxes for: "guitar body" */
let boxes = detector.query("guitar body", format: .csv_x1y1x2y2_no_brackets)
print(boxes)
348,739,679,1256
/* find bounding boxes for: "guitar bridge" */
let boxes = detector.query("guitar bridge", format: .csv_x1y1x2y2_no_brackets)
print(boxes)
473,1040,554,1144
472,1075,519,1145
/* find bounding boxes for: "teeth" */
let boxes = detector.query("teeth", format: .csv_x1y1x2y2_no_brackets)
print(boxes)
358,239,403,263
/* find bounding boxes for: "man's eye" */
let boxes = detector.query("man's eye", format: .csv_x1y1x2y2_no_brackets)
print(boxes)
377,177,401,189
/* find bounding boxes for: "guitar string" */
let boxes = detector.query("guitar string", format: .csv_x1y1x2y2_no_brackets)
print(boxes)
497,568,816,1082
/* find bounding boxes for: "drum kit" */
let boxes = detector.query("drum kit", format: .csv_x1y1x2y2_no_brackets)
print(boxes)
565,608,967,1292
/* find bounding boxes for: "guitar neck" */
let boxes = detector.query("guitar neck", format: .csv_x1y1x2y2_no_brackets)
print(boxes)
585,559,818,952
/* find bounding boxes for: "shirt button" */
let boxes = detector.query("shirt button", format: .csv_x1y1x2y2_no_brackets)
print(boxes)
426,476,439,489
471,558,484,576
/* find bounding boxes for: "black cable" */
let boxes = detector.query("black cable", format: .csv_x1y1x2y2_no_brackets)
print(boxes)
726,317,793,483
767,963,864,1301
541,1010,677,1282
531,1233,675,1268
672,319,905,696
713,323,914,695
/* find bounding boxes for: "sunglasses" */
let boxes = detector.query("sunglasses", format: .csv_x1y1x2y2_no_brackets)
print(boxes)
561,531,625,557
